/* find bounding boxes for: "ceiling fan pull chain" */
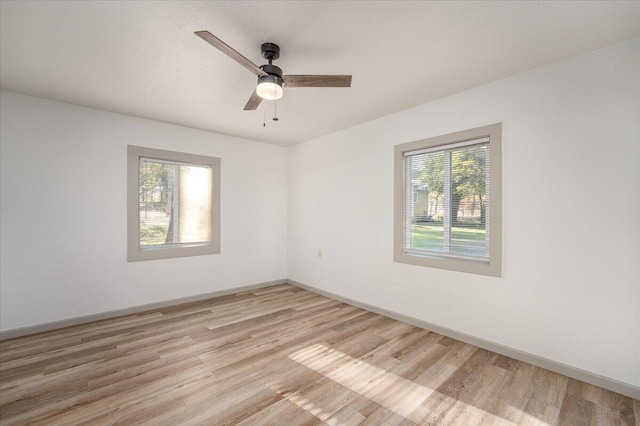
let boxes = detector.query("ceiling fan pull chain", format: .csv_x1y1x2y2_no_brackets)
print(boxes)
273,100,279,121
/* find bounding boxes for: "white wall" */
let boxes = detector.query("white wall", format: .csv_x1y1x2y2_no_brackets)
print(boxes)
0,91,288,331
288,38,640,387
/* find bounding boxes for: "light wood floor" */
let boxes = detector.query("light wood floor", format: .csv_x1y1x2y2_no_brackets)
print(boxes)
0,284,637,425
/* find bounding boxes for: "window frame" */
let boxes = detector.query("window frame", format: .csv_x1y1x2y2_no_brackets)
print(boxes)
127,145,221,262
394,123,502,277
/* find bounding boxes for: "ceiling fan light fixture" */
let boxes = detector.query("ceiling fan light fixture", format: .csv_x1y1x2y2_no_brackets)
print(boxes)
256,74,283,100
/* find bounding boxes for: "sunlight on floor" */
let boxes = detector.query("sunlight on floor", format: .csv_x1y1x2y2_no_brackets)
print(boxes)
288,343,552,425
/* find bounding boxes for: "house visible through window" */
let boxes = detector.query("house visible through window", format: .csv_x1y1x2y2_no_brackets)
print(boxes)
128,146,220,261
394,124,502,276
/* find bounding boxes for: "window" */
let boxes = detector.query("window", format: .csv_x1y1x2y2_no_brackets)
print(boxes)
127,146,220,261
394,123,502,276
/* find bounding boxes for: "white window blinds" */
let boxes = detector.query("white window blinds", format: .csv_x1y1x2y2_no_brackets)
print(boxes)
138,158,212,249
403,138,490,261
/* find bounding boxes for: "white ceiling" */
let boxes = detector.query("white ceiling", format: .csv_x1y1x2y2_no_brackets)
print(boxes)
2,1,639,146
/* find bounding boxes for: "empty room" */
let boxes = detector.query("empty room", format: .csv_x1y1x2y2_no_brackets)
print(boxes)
1,1,638,424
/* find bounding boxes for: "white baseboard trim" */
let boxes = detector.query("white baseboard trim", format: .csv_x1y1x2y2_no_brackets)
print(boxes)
287,279,640,400
0,279,287,341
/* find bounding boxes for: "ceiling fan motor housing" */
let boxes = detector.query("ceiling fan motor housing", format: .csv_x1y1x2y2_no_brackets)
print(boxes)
258,63,284,98
260,64,283,78
257,61,284,100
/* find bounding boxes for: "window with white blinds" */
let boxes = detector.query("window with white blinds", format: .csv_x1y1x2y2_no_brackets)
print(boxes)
138,158,212,248
404,139,490,260
394,124,502,277
127,146,221,262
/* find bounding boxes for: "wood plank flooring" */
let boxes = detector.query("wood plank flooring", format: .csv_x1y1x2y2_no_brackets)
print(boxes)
0,284,637,425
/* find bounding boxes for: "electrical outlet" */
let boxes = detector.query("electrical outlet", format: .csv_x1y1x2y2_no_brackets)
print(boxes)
318,250,323,259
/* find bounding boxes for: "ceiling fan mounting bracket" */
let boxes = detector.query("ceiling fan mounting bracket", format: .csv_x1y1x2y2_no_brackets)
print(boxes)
261,43,280,62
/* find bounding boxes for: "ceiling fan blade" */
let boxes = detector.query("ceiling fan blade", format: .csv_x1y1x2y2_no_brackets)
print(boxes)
283,75,352,88
195,31,266,77
243,90,263,110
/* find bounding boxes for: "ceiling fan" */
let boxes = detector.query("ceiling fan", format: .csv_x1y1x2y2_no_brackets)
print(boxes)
195,31,352,111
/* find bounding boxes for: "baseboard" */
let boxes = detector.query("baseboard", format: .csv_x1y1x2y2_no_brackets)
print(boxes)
0,279,287,341
2,277,637,400
287,279,640,400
